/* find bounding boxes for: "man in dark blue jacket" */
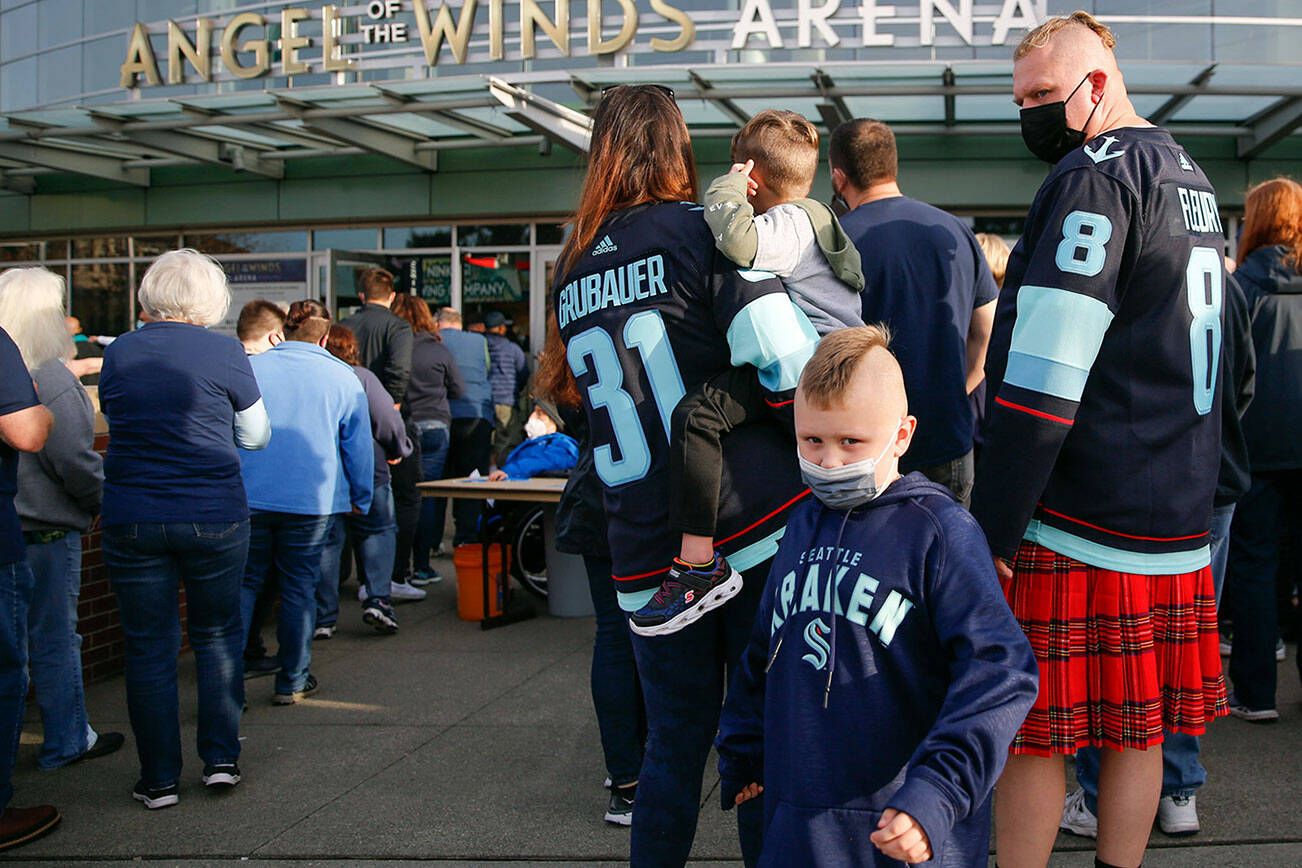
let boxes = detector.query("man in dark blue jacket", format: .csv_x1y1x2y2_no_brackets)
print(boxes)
832,119,998,507
717,327,1036,867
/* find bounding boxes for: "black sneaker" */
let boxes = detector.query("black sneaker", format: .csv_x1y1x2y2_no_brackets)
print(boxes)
76,731,125,763
202,764,241,788
132,780,179,810
604,784,635,826
273,674,319,706
629,554,742,637
243,655,280,679
362,598,399,634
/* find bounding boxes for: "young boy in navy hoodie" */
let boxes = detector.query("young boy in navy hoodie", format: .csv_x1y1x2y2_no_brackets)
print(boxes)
716,326,1037,867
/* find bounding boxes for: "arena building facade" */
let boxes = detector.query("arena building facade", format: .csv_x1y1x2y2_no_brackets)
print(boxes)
0,0,1298,349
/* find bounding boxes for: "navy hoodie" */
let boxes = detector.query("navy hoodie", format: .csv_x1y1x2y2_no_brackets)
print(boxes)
717,473,1037,867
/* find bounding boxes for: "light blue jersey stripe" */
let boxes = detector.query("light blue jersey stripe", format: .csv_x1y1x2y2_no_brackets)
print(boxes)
1024,520,1211,575
616,525,788,613
726,294,819,393
1005,286,1114,402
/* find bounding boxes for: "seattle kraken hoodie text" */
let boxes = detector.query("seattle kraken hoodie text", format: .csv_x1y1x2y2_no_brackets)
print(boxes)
717,473,1038,867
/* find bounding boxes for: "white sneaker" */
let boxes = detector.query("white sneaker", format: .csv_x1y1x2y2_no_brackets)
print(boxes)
1060,788,1098,839
389,580,427,602
1277,638,1287,662
1228,699,1280,723
1219,635,1231,657
313,625,335,640
1157,794,1200,836
357,584,368,603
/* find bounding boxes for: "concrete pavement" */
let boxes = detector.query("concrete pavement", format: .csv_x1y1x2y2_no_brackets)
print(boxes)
3,565,1299,866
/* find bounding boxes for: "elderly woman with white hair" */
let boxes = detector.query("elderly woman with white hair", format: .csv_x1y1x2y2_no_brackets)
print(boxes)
0,267,126,776
98,249,269,810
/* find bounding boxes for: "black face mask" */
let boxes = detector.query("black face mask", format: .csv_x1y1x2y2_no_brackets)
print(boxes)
1020,74,1101,164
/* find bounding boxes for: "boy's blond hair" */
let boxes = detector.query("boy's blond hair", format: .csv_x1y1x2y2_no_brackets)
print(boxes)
798,324,893,409
731,110,820,201
974,233,1011,289
1015,10,1116,59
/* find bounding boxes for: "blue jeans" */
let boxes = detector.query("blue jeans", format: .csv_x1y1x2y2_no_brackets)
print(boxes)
1076,502,1238,809
352,483,396,602
104,521,247,789
0,560,35,812
315,515,346,629
414,421,451,572
629,561,768,868
242,512,331,696
584,556,645,788
26,534,96,770
1209,502,1235,608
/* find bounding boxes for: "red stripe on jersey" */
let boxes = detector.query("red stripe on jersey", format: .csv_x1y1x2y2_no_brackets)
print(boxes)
766,398,794,408
1038,505,1211,543
612,489,813,583
716,489,812,546
995,396,1074,426
614,566,671,583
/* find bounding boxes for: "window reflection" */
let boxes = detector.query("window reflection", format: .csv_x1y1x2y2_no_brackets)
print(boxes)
458,224,531,247
189,231,309,255
384,225,453,249
71,261,129,338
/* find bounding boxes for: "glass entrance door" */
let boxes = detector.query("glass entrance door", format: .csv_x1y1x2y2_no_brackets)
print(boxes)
530,245,564,359
328,249,393,320
459,249,533,351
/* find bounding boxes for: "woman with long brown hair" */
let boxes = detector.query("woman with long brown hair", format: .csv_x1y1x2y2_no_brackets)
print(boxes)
547,84,818,866
1224,177,1302,718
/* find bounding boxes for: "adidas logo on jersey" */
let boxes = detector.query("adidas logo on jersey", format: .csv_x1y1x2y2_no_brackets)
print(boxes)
1178,152,1194,172
593,235,618,256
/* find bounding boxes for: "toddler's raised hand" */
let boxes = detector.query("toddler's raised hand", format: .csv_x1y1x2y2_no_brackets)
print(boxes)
729,159,760,196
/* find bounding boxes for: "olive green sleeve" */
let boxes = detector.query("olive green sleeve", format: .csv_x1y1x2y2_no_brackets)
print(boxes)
703,172,759,269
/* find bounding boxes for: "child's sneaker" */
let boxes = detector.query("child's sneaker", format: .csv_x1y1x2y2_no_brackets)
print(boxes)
629,554,742,637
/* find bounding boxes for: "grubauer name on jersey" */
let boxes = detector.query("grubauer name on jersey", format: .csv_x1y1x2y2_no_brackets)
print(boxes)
555,202,819,609
971,127,1225,574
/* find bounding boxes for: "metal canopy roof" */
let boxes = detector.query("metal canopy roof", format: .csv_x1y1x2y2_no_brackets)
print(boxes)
0,61,1298,190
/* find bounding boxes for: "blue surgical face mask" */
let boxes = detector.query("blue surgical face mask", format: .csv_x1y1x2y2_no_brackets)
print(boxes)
798,425,900,511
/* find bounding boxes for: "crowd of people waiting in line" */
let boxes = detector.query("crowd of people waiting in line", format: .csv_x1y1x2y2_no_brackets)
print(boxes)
0,11,1299,868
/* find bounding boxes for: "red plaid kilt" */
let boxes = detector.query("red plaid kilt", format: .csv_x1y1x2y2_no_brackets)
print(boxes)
1003,541,1228,756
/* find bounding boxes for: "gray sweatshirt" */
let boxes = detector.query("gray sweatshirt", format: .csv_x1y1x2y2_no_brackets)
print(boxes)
704,172,865,335
16,359,103,533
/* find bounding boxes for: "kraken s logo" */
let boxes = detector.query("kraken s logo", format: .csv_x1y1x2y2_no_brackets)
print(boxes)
801,618,831,671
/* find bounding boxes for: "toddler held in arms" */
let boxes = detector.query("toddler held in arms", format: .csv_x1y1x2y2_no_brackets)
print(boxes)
631,110,865,637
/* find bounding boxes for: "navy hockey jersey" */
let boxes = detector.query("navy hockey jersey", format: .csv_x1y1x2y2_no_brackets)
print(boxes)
971,127,1225,572
556,202,819,610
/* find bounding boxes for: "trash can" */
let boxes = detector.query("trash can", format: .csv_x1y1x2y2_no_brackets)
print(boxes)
543,506,594,617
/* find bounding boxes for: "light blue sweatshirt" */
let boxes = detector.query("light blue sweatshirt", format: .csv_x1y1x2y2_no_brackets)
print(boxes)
239,341,374,516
